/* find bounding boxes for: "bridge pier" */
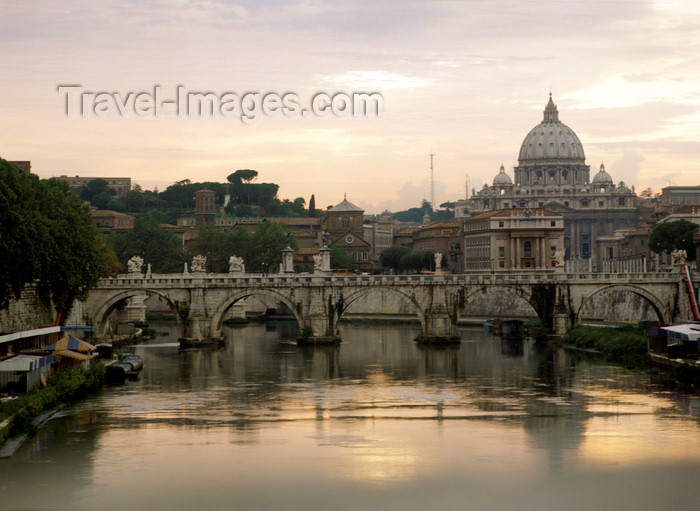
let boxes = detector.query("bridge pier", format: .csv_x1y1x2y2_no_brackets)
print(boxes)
552,312,571,336
416,313,460,344
178,287,225,347
416,285,460,344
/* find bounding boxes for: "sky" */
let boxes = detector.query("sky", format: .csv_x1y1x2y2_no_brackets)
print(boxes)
3,0,700,214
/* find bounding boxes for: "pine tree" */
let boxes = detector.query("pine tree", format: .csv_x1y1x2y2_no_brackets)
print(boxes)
309,194,317,217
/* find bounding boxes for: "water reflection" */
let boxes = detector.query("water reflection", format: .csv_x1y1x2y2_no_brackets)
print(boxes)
1,322,699,510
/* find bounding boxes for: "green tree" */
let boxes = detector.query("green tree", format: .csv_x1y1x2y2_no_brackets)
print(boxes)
0,161,108,315
379,245,411,270
106,217,187,273
227,169,259,206
649,220,699,261
399,251,435,272
124,185,145,211
246,222,297,273
330,247,354,269
227,169,258,184
186,225,250,272
309,194,317,217
79,178,112,203
95,234,122,277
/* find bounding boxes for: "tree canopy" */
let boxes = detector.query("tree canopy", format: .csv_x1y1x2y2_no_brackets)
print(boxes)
105,217,187,273
0,160,109,315
330,247,354,270
186,225,250,273
379,245,411,269
649,220,699,261
180,221,297,273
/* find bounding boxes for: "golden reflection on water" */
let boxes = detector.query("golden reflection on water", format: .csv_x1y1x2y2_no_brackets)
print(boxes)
5,324,700,511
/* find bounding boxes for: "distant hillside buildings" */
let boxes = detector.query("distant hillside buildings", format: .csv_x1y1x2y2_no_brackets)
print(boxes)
58,175,132,195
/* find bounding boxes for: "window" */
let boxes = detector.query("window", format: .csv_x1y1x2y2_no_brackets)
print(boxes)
550,221,555,227
342,218,349,229
618,198,626,206
550,246,556,257
498,247,505,258
599,201,604,207
362,252,368,260
499,261,505,268
498,221,504,227
524,241,532,258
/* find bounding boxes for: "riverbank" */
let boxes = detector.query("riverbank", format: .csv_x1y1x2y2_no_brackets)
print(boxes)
554,324,700,390
0,364,105,457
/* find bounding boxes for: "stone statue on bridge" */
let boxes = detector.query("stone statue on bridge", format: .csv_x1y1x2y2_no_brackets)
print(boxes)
127,256,144,275
313,254,323,271
434,252,442,272
672,249,688,267
191,255,207,273
228,255,245,274
554,249,565,269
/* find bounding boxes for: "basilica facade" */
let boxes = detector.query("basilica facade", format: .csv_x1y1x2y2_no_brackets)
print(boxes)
455,94,640,262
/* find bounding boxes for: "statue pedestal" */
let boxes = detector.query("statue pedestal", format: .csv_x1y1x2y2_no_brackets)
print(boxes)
282,247,295,273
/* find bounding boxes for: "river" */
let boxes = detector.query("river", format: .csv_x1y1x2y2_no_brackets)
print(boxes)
1,321,699,510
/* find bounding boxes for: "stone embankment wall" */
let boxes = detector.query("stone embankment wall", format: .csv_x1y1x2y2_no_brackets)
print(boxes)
0,288,55,333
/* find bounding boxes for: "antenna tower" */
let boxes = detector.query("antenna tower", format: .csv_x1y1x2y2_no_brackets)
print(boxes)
428,153,435,210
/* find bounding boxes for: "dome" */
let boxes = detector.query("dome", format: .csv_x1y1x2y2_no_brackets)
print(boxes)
518,94,585,163
592,162,613,184
493,164,512,185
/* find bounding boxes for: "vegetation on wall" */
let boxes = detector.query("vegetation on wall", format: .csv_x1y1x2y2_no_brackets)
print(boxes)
556,325,648,367
0,364,106,443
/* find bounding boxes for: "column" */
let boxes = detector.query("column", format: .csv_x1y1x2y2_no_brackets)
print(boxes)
540,238,546,269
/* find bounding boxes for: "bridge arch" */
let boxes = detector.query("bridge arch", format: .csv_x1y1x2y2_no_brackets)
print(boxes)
93,289,184,338
576,284,665,325
210,289,304,339
333,286,427,334
462,285,539,320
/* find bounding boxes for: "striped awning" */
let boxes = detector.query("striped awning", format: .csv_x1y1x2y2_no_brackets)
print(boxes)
45,335,96,353
55,350,92,361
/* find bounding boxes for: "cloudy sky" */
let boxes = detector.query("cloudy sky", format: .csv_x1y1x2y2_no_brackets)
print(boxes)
3,0,700,213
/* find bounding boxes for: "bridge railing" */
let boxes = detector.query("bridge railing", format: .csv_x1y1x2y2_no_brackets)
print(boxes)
98,269,684,288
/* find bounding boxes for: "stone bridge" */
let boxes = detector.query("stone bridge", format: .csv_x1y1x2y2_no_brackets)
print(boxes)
66,270,693,345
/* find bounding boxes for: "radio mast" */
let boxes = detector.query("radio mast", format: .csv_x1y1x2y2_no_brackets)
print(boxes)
429,153,435,210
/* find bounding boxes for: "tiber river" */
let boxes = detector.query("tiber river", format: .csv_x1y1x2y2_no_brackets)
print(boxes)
1,321,700,510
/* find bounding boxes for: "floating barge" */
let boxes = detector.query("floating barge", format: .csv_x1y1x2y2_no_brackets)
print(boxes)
645,323,700,360
105,354,143,385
